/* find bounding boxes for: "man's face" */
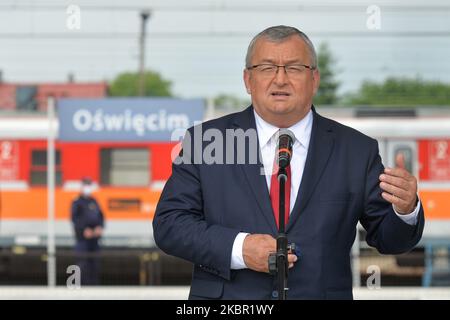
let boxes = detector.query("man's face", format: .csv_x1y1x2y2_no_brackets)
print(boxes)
243,35,320,127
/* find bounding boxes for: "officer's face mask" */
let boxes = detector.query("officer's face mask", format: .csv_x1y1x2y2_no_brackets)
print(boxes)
81,185,93,197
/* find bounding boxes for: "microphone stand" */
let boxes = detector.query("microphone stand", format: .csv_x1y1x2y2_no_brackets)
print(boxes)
268,166,289,300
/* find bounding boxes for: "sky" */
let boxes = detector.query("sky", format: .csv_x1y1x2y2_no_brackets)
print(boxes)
0,0,449,100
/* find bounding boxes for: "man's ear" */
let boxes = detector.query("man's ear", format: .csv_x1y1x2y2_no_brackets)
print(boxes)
243,69,251,94
312,69,320,95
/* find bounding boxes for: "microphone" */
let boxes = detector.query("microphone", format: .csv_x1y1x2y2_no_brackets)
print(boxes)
276,129,295,169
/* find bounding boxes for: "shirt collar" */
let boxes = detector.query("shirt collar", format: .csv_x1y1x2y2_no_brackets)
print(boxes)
253,108,313,150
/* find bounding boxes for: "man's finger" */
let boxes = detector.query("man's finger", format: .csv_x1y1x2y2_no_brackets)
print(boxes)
396,152,405,169
384,167,410,179
379,174,410,190
288,254,298,263
379,182,408,201
381,191,408,207
288,253,298,269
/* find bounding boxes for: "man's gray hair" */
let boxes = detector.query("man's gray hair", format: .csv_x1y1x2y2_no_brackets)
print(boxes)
245,25,317,69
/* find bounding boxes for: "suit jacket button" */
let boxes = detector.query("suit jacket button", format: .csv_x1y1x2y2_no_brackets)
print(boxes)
272,290,278,298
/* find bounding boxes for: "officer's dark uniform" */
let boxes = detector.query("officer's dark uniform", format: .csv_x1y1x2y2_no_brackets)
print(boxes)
71,195,104,285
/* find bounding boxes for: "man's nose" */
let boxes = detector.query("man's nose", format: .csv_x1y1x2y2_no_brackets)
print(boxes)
273,66,289,85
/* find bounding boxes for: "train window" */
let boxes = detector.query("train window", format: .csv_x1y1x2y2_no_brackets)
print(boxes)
31,150,61,166
393,146,413,173
30,150,62,186
16,86,38,111
100,148,150,186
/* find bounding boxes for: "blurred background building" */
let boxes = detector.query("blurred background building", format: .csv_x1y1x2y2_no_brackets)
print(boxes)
0,80,107,112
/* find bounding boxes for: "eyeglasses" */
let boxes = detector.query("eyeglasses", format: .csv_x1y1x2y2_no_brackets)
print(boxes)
247,63,316,77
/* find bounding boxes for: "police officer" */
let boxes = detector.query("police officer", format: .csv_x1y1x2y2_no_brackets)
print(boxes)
71,177,105,285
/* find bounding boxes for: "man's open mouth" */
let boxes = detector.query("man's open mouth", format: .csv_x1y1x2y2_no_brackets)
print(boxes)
271,91,290,96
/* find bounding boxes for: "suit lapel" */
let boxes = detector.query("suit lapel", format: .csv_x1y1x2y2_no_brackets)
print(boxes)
287,109,335,232
233,106,278,234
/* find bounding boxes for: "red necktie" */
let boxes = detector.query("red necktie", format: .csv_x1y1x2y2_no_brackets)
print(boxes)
270,160,291,229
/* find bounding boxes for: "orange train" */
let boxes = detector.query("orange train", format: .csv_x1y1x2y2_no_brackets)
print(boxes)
0,116,177,247
0,112,450,248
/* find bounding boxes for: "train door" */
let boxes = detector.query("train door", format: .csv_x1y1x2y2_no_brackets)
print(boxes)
386,139,417,177
385,139,424,271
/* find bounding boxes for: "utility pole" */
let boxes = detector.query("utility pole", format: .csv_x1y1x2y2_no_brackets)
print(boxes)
47,96,56,287
138,10,151,96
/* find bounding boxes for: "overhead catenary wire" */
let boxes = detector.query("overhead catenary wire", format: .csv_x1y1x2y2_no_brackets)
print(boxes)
0,31,449,39
0,3,450,12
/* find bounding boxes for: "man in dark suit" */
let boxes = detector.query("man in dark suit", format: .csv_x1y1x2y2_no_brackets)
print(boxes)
153,25,424,299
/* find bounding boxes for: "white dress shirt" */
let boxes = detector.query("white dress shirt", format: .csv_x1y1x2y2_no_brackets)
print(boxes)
230,109,420,269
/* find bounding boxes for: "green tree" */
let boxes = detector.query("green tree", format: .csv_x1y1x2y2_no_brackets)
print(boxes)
109,70,173,97
314,43,340,106
214,94,250,110
344,77,450,106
